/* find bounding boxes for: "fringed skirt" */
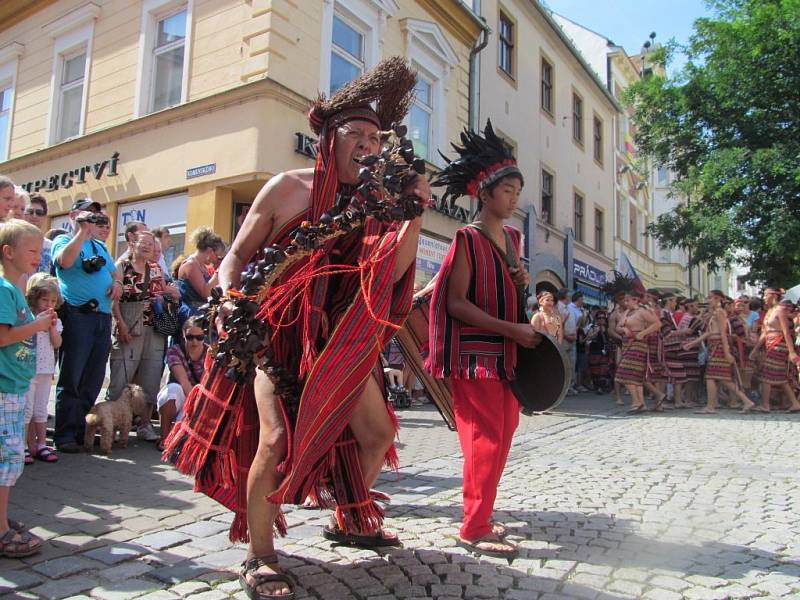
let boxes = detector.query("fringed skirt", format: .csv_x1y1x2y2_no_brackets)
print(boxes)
678,341,701,382
616,339,648,385
646,335,669,384
663,337,687,384
705,336,733,382
759,342,790,386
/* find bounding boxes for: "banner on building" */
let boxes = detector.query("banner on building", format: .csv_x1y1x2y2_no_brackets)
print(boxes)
416,234,451,275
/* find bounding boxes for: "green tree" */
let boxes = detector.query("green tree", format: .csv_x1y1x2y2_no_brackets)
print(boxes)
625,0,800,285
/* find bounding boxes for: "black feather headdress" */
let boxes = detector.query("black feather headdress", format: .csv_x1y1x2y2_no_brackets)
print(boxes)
600,270,636,301
431,119,523,210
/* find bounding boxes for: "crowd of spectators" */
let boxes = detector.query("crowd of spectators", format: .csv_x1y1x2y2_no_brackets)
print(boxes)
0,175,227,558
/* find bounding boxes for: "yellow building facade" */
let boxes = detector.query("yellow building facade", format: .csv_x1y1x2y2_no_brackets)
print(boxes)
0,0,481,268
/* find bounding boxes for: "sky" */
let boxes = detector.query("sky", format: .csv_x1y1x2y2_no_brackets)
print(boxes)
542,0,716,75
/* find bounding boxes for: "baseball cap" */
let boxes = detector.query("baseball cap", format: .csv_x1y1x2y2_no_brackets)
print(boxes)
71,198,102,211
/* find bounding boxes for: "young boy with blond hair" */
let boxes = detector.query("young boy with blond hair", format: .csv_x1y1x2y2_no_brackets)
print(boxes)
0,219,56,557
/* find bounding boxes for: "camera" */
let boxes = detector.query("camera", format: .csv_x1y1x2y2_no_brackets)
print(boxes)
75,213,110,226
82,255,107,274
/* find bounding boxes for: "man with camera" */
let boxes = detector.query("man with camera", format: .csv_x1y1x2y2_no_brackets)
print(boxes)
52,198,122,453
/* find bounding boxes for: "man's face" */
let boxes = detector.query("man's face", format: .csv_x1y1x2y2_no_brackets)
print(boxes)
94,211,111,241
128,224,147,243
0,185,14,218
333,120,381,185
482,176,522,220
24,202,47,227
159,231,172,248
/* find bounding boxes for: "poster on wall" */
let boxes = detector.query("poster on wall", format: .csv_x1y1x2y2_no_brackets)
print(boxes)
416,234,451,280
49,214,73,234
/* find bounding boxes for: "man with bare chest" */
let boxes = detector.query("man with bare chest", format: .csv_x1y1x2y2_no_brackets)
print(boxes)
606,292,626,405
615,291,661,413
165,58,429,599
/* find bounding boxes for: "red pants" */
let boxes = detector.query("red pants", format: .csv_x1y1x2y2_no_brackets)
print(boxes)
451,378,519,540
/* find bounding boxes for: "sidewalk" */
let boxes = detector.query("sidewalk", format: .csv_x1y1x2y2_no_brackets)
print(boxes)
4,393,800,599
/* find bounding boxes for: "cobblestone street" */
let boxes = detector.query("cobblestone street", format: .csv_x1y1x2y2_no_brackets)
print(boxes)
3,396,800,600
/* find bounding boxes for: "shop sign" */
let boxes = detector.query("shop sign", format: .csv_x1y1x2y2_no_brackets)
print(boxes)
117,193,188,234
186,163,216,179
416,234,451,275
295,132,317,159
573,258,607,286
21,151,120,193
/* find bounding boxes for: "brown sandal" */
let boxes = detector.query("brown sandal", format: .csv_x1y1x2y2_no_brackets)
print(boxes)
0,527,43,558
239,555,295,600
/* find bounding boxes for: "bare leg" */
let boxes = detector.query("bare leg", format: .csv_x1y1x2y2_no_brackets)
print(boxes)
244,370,291,597
780,383,800,410
674,383,685,407
26,422,36,456
720,381,754,412
158,401,177,446
759,382,772,412
645,381,665,404
700,379,719,412
350,375,396,491
614,380,624,405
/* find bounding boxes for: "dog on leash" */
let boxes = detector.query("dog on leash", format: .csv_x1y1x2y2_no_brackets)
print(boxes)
84,384,149,454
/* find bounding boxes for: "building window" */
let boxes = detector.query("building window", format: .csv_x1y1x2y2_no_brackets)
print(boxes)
498,12,514,77
572,93,583,144
151,9,187,112
330,14,364,95
55,50,87,142
541,57,553,114
403,19,457,168
0,84,11,160
594,208,604,254
593,116,603,164
409,76,432,161
630,203,638,249
574,192,584,242
657,166,669,185
541,169,553,225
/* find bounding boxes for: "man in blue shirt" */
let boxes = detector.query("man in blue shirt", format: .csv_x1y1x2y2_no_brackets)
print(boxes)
52,198,122,452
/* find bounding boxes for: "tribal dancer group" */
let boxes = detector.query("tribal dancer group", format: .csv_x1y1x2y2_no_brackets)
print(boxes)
601,285,800,416
163,58,538,599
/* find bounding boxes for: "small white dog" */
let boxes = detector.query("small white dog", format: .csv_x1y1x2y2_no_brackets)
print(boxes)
84,384,149,454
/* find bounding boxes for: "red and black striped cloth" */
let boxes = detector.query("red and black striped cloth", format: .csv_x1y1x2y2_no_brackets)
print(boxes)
426,225,522,381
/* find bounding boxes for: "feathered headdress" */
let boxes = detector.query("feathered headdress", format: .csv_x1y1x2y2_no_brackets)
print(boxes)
308,56,417,135
431,119,523,210
601,270,637,301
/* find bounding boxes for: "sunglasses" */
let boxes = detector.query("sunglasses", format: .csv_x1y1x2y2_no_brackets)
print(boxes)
184,334,205,341
25,208,47,216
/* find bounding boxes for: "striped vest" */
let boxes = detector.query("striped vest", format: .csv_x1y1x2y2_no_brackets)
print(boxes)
426,224,523,380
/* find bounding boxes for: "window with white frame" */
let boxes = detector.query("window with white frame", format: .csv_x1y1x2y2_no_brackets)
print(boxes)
151,8,187,112
0,83,12,161
403,19,456,167
44,4,98,146
409,75,432,161
135,0,192,116
56,50,87,142
330,14,365,95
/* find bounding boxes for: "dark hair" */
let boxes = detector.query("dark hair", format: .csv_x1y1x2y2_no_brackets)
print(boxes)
182,315,205,332
555,288,569,301
45,228,67,241
748,298,762,311
29,192,47,211
124,221,147,241
151,226,170,239
709,289,725,298
571,291,584,303
189,227,224,252
478,173,525,212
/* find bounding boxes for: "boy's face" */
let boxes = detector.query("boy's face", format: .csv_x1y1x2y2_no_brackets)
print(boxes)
0,186,14,219
3,233,44,275
482,176,522,220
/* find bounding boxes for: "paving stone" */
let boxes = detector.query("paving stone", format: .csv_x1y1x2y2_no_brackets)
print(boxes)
686,574,728,588
136,592,180,600
31,555,104,579
133,531,193,551
84,543,149,565
175,521,231,538
169,581,211,596
649,575,691,591
90,579,164,600
181,592,228,600
98,560,154,580
0,569,44,592
643,590,683,600
683,586,729,600
150,560,213,584
30,575,97,600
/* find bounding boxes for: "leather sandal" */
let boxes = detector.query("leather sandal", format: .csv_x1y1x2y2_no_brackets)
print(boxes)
322,524,401,547
0,527,43,558
458,534,519,561
239,555,295,600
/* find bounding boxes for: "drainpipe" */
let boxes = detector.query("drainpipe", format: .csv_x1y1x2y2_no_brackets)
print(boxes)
468,11,490,131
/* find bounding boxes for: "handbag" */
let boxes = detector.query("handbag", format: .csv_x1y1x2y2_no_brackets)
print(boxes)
153,295,181,337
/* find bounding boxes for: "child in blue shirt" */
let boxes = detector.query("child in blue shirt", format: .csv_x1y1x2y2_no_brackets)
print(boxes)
0,219,55,558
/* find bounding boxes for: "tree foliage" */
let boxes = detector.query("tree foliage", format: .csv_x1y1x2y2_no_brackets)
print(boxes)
624,0,800,285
